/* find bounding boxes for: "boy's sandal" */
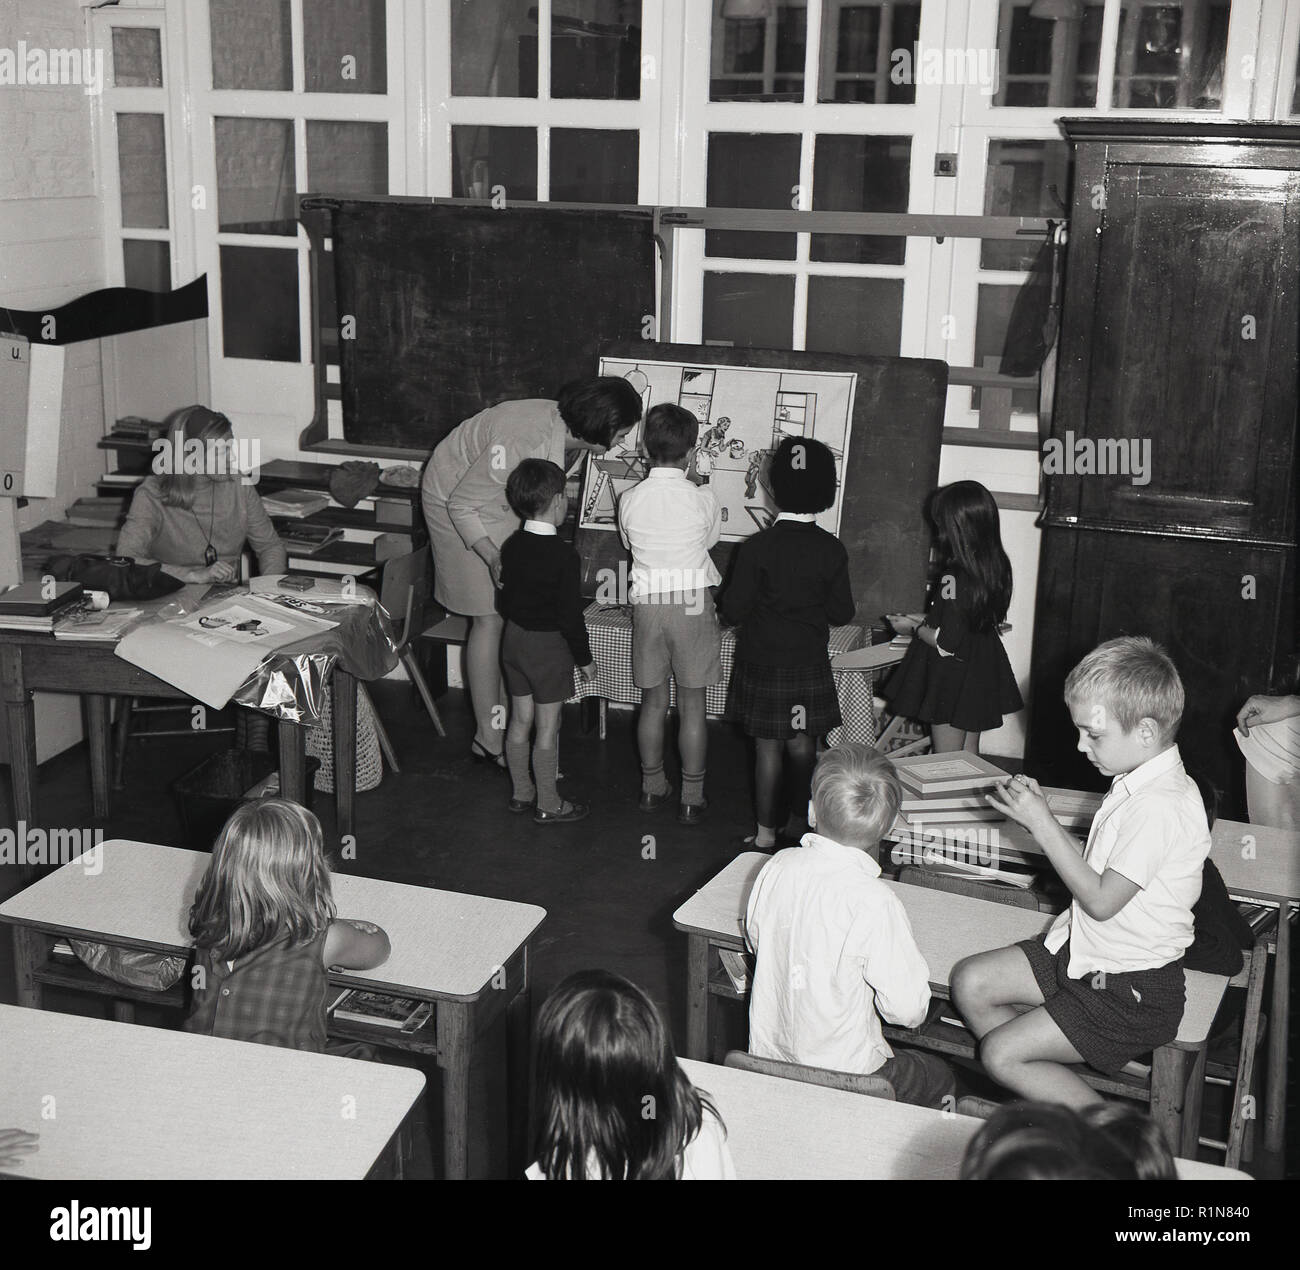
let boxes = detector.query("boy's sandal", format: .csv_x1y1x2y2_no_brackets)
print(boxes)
507,796,536,814
534,800,590,826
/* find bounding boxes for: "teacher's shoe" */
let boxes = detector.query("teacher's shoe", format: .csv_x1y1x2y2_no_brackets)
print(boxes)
678,799,708,826
534,800,590,826
470,739,509,772
638,784,675,813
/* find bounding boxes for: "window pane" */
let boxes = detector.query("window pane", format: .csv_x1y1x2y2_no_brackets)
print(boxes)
451,0,538,96
973,284,1037,413
123,240,171,292
112,28,162,88
550,129,638,203
450,126,537,200
702,273,794,349
1293,27,1300,114
711,0,807,101
304,0,387,93
818,2,921,103
306,121,388,197
811,134,909,265
551,1,642,100
994,1,1104,108
220,245,299,361
210,0,291,90
806,276,902,356
215,117,297,235
116,114,168,230
706,132,800,260
981,139,1070,271
1112,0,1230,110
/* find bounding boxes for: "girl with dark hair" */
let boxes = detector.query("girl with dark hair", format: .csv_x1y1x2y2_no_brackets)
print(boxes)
421,378,642,767
718,437,854,849
527,970,735,1180
882,480,1022,753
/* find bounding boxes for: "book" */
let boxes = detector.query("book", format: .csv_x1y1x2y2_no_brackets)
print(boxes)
900,807,1005,825
717,949,750,993
0,581,84,617
53,606,144,641
276,523,344,554
329,988,434,1033
263,488,331,518
888,750,1010,796
900,792,994,813
1043,787,1104,829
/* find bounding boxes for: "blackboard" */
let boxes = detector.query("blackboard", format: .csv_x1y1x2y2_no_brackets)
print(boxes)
575,342,948,625
328,200,656,450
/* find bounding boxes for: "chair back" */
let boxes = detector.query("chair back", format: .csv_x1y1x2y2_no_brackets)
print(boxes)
723,1049,896,1100
379,545,431,647
897,864,1042,910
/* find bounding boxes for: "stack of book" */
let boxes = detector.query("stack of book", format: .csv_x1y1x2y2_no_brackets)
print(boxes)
329,989,433,1034
263,488,331,519
53,605,144,642
0,581,85,632
890,751,1010,798
109,415,167,443
64,497,128,529
275,521,344,555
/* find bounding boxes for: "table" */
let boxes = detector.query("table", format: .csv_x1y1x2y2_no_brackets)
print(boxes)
678,1058,1248,1181
672,852,1229,1157
569,603,876,745
0,839,547,1180
0,1003,425,1179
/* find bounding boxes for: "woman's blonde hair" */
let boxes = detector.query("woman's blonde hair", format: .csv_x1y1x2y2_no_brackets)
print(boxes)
155,404,235,510
188,798,335,959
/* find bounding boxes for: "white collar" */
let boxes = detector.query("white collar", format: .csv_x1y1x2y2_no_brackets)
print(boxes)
800,831,882,877
523,520,557,536
775,512,816,524
1112,744,1182,799
647,466,687,480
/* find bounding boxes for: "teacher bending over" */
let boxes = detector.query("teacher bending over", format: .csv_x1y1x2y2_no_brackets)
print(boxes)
117,405,287,583
422,378,642,766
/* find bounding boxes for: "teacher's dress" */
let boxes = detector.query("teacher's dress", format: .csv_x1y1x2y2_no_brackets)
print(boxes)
421,399,567,617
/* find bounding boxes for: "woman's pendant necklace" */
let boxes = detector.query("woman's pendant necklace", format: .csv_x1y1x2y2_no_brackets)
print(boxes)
192,485,218,567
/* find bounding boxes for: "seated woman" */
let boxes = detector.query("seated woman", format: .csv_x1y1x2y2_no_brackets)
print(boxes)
116,405,287,582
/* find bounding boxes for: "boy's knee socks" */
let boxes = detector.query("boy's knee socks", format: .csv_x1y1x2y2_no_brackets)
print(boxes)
505,738,535,802
640,762,669,797
533,742,561,813
681,769,706,806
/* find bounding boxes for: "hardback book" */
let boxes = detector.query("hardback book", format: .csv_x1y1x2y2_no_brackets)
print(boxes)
900,806,1005,825
53,607,143,641
1043,787,1104,829
888,751,1010,796
900,792,993,813
0,581,84,617
717,949,750,993
329,988,433,1033
263,488,331,518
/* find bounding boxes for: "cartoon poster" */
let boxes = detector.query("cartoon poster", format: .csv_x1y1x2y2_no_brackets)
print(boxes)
580,356,857,542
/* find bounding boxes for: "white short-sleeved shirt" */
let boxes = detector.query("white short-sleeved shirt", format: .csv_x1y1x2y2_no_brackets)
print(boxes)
525,1104,736,1179
1043,744,1210,976
744,834,932,1076
617,468,722,598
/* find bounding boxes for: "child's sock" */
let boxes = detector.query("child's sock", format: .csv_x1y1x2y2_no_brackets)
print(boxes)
641,762,669,797
681,769,706,806
533,742,561,813
505,739,535,803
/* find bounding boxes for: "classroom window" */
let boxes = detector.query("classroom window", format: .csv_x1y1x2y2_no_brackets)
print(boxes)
818,1,922,103
702,272,796,347
450,0,538,96
116,114,169,230
209,0,292,91
981,138,1070,271
994,0,1104,107
1292,24,1300,114
215,117,298,235
973,284,1038,413
550,129,639,203
303,0,387,94
220,245,300,362
450,125,538,200
706,132,801,260
111,27,162,88
305,121,389,197
1111,0,1230,110
123,240,172,293
806,275,903,355
710,0,808,101
810,133,910,265
549,1,642,100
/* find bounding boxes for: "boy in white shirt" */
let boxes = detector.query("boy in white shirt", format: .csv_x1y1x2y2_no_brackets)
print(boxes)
952,636,1211,1104
745,744,956,1107
618,404,724,824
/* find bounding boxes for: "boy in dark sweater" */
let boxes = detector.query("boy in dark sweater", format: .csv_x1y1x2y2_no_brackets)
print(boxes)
498,459,597,824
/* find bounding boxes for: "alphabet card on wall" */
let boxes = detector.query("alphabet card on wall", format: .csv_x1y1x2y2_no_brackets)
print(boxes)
580,354,858,542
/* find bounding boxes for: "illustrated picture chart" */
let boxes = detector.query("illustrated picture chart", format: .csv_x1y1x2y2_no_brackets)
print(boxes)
581,356,858,543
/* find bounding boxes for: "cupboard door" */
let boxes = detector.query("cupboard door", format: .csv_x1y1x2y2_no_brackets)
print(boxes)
1026,527,1294,817
1049,158,1300,541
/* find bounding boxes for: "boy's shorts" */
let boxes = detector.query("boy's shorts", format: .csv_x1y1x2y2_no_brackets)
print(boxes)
875,1048,956,1110
1018,936,1186,1077
630,589,723,691
501,621,576,705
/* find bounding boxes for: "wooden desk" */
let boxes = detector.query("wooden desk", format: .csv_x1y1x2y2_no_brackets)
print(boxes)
678,1058,1248,1181
673,852,1229,1156
0,628,360,846
0,839,547,1180
0,1003,424,1179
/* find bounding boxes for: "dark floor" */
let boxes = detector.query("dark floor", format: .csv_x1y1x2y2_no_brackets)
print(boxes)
2,682,1294,1178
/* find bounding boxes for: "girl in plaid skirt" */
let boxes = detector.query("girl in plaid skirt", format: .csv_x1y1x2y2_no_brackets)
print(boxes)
718,437,854,850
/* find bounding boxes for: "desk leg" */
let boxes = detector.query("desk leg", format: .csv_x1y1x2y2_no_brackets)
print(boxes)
84,694,111,820
11,926,43,1009
277,720,307,805
1,645,37,831
1264,905,1290,1155
438,1001,472,1180
1179,1048,1208,1158
506,981,532,1178
1150,1046,1192,1158
685,934,711,1062
333,670,356,841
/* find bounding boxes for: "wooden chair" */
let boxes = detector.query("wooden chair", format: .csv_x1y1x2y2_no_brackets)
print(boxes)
375,545,447,751
723,1049,896,1100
